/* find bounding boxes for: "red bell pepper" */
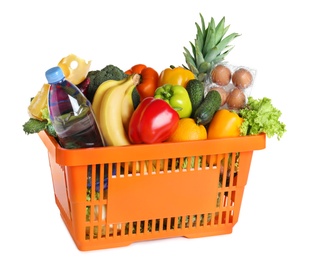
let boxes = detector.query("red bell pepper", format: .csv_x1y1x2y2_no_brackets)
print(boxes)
128,97,180,144
125,64,159,101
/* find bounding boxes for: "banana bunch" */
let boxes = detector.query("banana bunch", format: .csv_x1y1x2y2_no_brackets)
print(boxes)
92,73,147,173
92,73,140,147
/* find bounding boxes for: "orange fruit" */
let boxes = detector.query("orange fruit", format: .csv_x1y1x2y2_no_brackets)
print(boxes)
167,118,207,142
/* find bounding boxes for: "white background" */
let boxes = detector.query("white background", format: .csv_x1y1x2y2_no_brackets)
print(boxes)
1,0,310,259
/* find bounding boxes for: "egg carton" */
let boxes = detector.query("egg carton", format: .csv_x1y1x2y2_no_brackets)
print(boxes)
204,62,257,110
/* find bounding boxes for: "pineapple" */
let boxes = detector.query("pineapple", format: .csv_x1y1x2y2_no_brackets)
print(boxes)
183,14,240,82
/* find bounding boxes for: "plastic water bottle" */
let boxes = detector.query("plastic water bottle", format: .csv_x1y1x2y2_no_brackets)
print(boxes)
46,66,104,149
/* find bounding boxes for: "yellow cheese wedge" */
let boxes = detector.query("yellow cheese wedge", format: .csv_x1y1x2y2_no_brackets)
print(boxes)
58,54,91,85
28,83,50,120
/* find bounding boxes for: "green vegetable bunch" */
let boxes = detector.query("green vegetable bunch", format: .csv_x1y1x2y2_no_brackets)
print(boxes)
239,97,286,140
83,64,128,103
22,107,56,137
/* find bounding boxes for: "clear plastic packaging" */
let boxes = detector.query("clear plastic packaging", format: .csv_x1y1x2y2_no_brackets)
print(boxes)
205,63,257,110
46,66,104,149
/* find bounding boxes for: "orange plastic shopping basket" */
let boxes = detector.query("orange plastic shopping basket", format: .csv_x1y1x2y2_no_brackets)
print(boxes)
38,130,265,251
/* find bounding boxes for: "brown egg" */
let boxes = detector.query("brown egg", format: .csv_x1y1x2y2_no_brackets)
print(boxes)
209,87,228,106
232,68,253,89
210,64,231,86
226,87,246,109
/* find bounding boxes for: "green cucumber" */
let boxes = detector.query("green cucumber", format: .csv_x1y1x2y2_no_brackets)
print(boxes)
193,90,221,125
131,86,141,110
185,79,205,117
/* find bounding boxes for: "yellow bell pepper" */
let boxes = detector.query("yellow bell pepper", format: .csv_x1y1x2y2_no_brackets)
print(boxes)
207,109,243,139
158,66,195,88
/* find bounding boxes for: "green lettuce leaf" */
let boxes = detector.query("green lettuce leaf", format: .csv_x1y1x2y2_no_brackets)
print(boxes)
239,96,286,140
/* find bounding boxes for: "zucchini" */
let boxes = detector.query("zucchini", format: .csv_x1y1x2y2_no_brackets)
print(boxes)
185,79,205,117
193,90,221,125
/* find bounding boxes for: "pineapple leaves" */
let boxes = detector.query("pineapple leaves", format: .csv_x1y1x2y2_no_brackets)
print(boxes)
204,26,215,57
183,13,240,82
189,41,196,58
198,62,210,74
195,44,205,68
212,45,235,64
216,33,241,53
199,13,206,33
183,47,198,75
204,33,240,63
202,16,215,57
195,22,204,53
204,47,220,64
215,17,227,43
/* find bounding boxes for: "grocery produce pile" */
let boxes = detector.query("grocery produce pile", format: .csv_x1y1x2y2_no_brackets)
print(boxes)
23,14,286,144
23,14,287,237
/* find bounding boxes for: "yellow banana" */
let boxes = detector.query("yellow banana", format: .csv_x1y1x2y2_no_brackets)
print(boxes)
99,74,140,146
99,73,147,173
121,84,136,132
92,77,128,123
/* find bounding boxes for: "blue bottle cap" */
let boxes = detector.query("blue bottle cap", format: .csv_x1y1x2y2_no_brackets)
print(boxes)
45,66,65,84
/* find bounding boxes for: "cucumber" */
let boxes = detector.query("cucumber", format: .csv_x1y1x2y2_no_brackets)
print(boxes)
193,90,221,125
185,79,205,117
131,86,141,110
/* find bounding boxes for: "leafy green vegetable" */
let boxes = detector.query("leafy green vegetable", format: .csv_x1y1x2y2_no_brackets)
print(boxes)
84,64,128,103
23,118,47,134
41,107,50,122
22,118,57,137
239,96,286,140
